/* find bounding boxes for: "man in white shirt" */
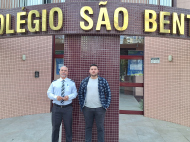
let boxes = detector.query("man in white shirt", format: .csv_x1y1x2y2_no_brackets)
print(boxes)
47,66,77,142
78,64,111,142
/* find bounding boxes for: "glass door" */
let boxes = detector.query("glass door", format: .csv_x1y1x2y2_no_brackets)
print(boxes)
53,35,64,80
120,36,144,114
51,35,64,111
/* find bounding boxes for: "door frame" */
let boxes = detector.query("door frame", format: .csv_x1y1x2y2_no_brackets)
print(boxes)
120,55,144,115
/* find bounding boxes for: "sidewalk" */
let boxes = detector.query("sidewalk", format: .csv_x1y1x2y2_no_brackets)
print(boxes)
0,113,190,142
119,114,190,142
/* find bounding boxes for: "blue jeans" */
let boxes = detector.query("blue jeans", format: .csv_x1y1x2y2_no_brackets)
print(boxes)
82,106,106,142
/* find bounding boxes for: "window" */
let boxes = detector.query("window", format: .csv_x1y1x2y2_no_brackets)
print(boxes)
121,0,172,7
25,0,43,6
149,0,172,7
160,0,172,7
44,0,52,4
0,0,66,9
149,0,157,5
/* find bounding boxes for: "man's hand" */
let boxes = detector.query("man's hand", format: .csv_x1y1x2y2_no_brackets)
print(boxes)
57,96,64,101
63,96,69,101
57,96,69,101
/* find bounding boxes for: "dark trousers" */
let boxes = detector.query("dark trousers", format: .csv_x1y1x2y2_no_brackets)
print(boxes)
82,106,106,142
52,104,73,142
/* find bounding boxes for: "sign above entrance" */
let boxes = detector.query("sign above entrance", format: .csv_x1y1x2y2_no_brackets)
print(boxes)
80,1,189,36
0,2,190,39
0,7,63,34
80,1,128,31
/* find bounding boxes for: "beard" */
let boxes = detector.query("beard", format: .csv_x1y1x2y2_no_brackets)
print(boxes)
60,74,67,78
90,73,98,77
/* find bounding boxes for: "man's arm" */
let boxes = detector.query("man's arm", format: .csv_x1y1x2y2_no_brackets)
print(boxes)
78,81,84,107
47,83,58,101
105,80,111,109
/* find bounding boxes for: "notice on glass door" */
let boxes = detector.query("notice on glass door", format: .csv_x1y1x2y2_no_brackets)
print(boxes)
127,51,144,76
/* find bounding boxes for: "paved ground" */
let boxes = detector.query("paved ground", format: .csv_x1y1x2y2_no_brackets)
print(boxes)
120,114,190,142
120,93,143,111
0,113,54,142
0,113,190,142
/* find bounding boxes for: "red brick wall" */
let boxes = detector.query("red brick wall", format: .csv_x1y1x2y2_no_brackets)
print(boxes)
0,36,52,119
62,35,120,142
144,37,190,127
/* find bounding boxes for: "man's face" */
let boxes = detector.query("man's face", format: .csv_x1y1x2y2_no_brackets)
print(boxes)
89,66,99,77
59,67,68,78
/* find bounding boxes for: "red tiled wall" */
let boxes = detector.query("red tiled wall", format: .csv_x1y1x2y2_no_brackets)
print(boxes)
62,35,120,142
0,36,52,119
144,37,190,127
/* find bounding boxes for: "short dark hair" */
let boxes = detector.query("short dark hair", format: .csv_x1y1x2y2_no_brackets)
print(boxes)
90,64,98,69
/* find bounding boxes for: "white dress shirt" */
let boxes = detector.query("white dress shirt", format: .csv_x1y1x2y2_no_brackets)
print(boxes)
47,78,77,105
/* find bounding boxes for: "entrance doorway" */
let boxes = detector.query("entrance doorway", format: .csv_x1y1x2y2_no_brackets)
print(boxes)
120,36,144,115
50,35,64,112
53,35,64,80
51,35,144,115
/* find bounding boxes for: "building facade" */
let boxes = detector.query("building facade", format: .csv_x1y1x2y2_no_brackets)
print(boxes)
0,0,190,142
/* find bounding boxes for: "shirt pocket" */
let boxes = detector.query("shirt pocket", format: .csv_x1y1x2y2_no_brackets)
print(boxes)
65,85,71,93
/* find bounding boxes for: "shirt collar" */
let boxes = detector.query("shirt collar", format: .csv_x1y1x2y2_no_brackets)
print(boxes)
87,75,101,80
59,77,68,81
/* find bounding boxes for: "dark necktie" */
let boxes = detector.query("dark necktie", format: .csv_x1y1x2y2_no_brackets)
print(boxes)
61,80,65,103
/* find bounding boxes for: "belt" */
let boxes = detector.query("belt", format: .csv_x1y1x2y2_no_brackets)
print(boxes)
53,103,72,108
